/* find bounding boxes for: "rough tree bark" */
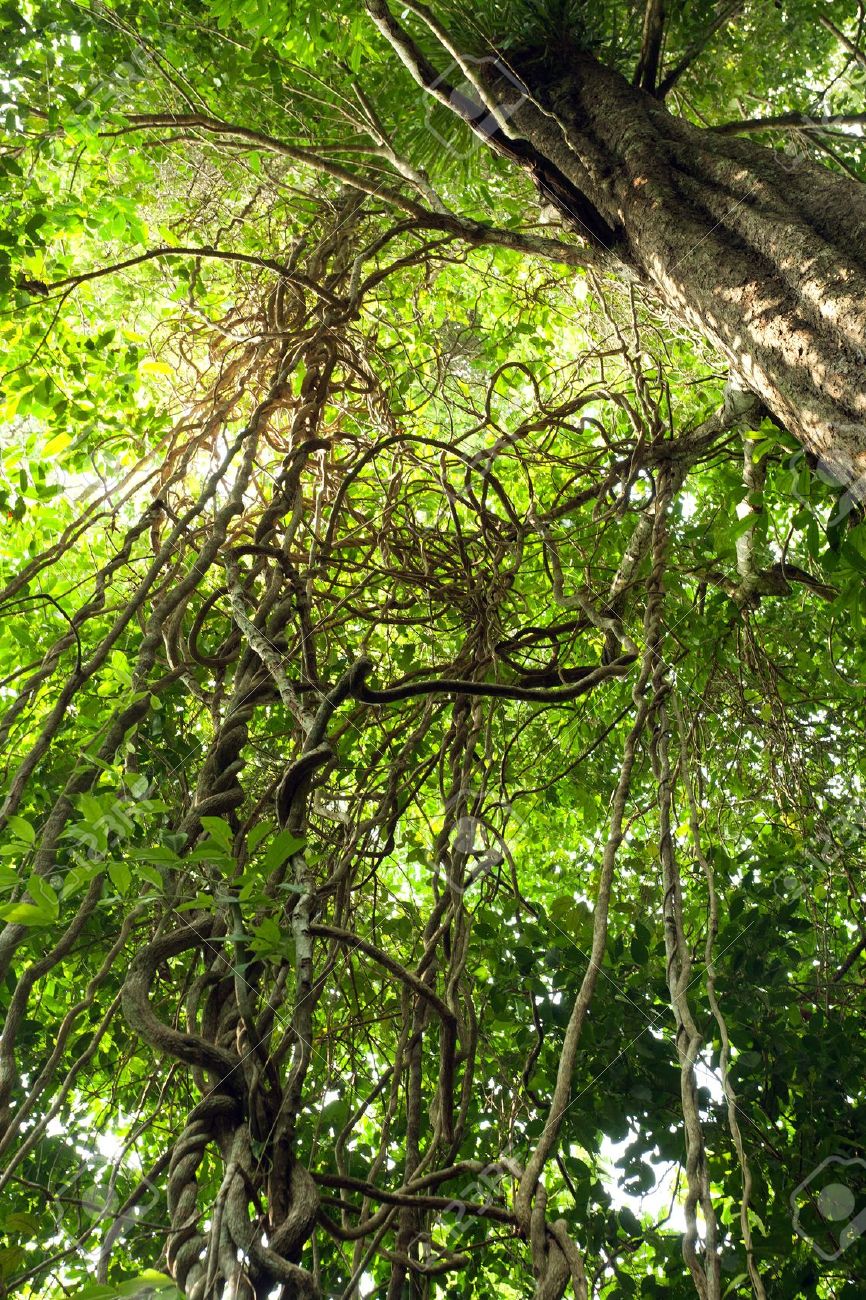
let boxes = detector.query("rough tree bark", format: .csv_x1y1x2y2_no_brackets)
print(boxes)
368,2,866,491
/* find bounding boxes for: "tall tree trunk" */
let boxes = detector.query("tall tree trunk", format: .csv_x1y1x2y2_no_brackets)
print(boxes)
368,2,866,488
496,54,866,482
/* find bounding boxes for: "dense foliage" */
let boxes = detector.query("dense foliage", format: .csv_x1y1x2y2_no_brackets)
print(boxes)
0,2,865,1297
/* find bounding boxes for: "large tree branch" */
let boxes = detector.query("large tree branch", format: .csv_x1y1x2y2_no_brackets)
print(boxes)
426,219,610,270
820,13,866,72
364,0,620,248
313,1171,513,1222
364,0,477,125
350,652,636,706
395,0,522,138
116,111,428,215
711,110,866,136
98,110,611,271
311,924,457,1027
634,0,667,94
122,918,245,1096
36,245,342,303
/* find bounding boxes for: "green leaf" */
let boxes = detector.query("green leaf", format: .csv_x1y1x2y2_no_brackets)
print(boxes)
0,902,53,925
200,816,234,852
247,821,273,852
261,831,307,872
108,859,131,894
132,846,180,865
5,815,35,844
26,874,59,918
44,431,71,456
841,538,866,575
70,1271,180,1300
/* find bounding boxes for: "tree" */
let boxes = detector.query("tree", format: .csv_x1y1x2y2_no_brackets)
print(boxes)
0,2,864,1299
367,0,866,486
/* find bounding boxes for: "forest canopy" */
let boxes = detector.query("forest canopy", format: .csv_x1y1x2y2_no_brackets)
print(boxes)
1,1,865,1298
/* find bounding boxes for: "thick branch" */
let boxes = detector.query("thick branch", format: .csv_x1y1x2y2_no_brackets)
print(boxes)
711,110,866,136
122,918,245,1096
313,1171,513,1222
351,653,636,706
819,13,866,71
634,0,667,94
37,246,341,304
312,924,457,1026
